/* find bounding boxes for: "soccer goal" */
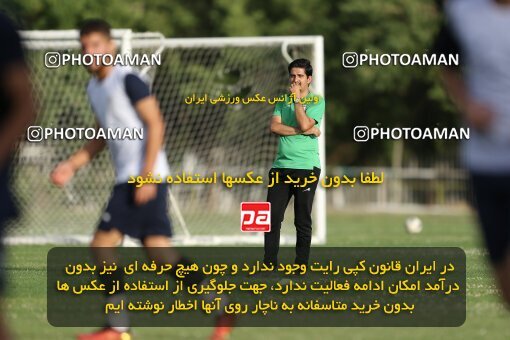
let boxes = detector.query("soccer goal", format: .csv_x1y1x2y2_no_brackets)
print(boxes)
6,30,326,246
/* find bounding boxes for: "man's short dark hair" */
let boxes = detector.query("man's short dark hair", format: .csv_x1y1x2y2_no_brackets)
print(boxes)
288,58,313,77
79,19,111,38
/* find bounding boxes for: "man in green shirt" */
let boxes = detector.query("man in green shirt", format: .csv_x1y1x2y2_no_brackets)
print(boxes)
265,58,325,266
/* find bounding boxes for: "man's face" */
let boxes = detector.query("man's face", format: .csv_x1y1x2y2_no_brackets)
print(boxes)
79,32,114,73
289,67,312,92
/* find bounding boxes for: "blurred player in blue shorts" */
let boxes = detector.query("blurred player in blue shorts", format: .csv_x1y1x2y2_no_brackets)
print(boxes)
0,12,37,340
50,19,234,340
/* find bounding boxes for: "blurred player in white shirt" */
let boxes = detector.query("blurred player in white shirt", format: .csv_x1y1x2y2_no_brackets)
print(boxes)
50,19,234,340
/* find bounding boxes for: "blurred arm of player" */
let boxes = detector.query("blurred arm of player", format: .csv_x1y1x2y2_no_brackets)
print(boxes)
270,116,320,137
0,63,36,168
434,19,494,132
440,67,494,132
50,123,105,187
132,95,165,205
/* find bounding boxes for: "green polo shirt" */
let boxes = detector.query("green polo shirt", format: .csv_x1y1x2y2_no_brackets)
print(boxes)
272,92,325,170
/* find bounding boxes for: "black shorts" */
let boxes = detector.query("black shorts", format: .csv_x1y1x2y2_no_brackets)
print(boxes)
0,162,17,228
97,183,172,241
471,172,510,264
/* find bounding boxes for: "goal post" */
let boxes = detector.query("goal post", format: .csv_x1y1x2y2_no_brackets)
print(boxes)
6,31,326,246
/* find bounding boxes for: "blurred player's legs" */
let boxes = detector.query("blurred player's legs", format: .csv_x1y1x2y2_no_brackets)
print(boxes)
471,174,510,305
91,229,124,247
77,328,130,340
79,232,235,340
142,236,236,340
78,229,129,340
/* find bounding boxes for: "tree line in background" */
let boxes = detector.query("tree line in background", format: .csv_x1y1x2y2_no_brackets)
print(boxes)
1,0,458,167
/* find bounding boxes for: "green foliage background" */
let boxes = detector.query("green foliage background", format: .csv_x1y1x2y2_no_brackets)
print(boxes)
1,0,457,166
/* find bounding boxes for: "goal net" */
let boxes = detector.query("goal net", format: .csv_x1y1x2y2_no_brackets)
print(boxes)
6,30,326,246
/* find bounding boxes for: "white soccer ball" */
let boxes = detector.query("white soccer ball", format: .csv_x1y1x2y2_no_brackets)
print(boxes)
405,216,423,234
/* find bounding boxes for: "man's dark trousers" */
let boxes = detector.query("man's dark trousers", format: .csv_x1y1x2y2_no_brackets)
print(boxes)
264,167,320,266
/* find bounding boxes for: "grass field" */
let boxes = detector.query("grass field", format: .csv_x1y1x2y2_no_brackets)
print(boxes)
4,211,510,340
